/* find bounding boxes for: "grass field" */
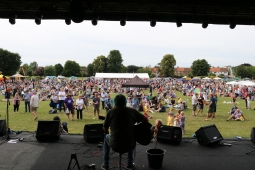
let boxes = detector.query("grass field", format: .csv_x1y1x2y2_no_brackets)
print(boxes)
0,90,254,138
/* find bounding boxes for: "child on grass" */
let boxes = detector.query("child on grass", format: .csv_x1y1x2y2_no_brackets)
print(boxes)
167,107,174,126
180,111,186,134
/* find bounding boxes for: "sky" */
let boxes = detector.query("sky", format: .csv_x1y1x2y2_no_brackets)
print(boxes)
0,19,255,68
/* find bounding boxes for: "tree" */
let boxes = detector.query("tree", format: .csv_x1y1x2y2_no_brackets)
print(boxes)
44,65,56,76
35,67,44,77
126,65,139,73
80,66,87,77
93,55,108,73
235,65,254,78
160,54,176,77
0,48,22,75
27,61,38,76
107,50,123,73
62,60,81,77
87,63,94,76
137,66,152,77
191,59,210,76
54,63,63,76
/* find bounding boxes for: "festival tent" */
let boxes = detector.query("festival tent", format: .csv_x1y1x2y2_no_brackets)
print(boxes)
213,77,222,80
202,77,211,80
11,73,26,78
57,75,65,79
226,81,241,85
243,77,250,81
239,81,255,86
122,76,149,88
69,76,78,80
95,73,149,79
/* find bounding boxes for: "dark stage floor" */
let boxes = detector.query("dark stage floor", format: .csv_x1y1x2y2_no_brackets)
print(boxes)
0,132,255,170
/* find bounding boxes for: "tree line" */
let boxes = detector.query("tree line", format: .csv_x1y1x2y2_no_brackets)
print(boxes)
0,48,252,78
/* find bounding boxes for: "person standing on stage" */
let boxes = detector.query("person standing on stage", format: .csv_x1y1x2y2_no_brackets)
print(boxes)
93,93,100,119
30,91,39,120
23,91,31,112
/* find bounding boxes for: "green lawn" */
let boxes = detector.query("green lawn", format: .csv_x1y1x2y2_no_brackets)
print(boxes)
0,90,254,138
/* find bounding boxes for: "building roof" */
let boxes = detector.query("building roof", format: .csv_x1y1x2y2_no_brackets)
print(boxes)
210,67,228,72
0,1,255,26
175,67,192,72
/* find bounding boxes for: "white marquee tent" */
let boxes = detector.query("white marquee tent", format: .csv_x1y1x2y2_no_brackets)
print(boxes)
95,73,149,79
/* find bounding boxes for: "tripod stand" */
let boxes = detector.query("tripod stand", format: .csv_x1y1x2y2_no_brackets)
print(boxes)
67,153,81,170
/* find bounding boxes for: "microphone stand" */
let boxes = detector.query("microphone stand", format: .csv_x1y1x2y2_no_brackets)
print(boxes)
4,77,10,140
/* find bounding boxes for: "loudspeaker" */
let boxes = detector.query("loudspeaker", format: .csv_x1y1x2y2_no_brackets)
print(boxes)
36,121,61,142
195,124,223,146
251,127,255,143
83,124,104,143
0,120,6,137
157,125,182,144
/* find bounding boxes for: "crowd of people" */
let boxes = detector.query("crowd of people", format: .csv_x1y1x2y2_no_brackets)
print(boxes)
0,77,253,124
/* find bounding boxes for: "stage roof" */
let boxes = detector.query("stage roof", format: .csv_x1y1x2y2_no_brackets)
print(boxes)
1,0,255,26
95,73,149,79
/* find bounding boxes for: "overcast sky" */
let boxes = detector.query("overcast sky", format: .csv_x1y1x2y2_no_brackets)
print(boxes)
1,19,255,68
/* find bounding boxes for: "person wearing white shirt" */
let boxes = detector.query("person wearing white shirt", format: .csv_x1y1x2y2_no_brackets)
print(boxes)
76,95,84,119
192,93,198,116
101,91,107,109
58,88,66,112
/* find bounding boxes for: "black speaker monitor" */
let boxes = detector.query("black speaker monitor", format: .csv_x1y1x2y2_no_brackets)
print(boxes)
83,124,104,143
36,121,61,142
195,124,223,146
251,127,255,143
0,120,6,137
157,125,182,144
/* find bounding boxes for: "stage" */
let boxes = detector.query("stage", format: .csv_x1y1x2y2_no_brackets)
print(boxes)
0,132,254,170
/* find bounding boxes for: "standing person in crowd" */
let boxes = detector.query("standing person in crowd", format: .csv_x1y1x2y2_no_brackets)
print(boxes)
13,92,21,113
247,94,251,110
197,93,204,115
131,95,139,110
93,93,100,119
101,91,107,109
101,94,148,170
58,88,66,112
30,91,39,120
76,95,84,120
23,91,31,112
180,111,186,134
192,93,198,116
105,94,114,112
205,94,217,121
82,91,89,111
64,94,75,121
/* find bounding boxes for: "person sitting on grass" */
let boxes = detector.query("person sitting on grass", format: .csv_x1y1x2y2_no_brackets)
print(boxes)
226,109,245,121
228,104,238,115
155,103,166,112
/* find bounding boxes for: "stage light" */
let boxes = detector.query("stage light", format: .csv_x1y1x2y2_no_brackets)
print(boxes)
202,21,208,29
120,19,126,26
176,17,182,27
229,20,236,29
65,18,71,25
92,19,98,26
70,0,84,23
9,18,15,25
35,15,43,25
150,20,156,27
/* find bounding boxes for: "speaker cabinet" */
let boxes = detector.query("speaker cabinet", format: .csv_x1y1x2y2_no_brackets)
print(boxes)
83,124,104,143
0,120,6,137
195,124,223,146
36,121,61,142
157,125,182,144
251,127,255,143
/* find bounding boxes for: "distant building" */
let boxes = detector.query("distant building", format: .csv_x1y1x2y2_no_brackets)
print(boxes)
210,67,228,76
174,67,192,76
